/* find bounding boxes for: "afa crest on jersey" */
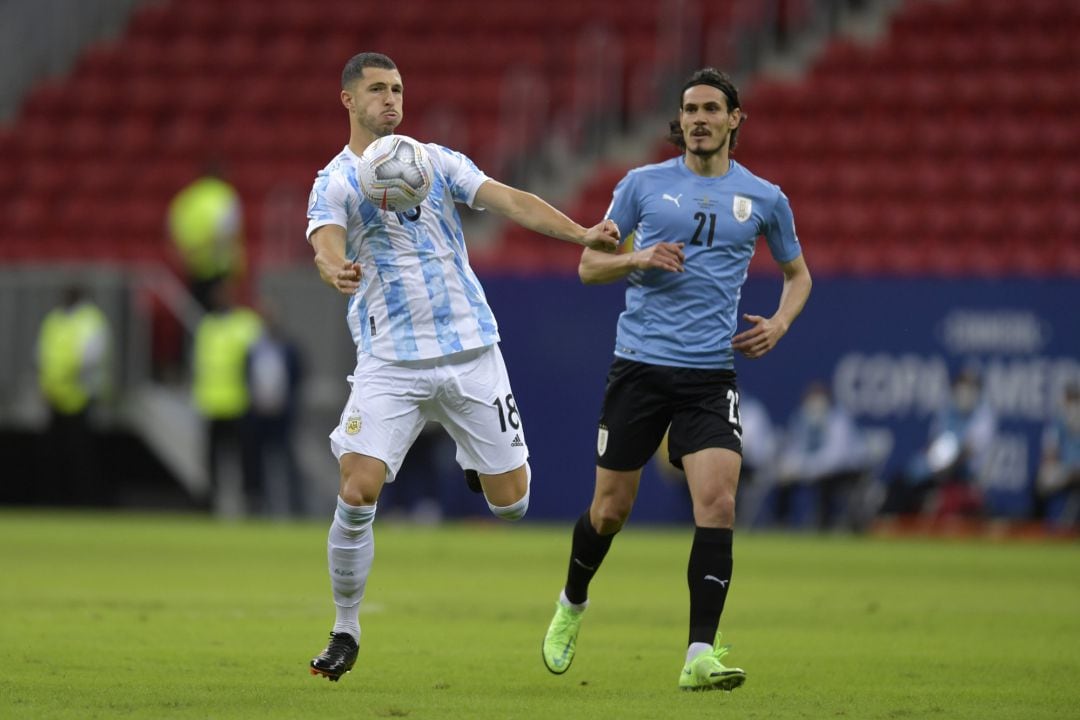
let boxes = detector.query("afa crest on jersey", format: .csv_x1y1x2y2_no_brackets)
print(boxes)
345,416,362,435
733,195,753,223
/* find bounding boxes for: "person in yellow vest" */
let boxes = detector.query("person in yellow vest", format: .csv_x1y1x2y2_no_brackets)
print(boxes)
36,285,110,505
167,161,246,311
192,281,263,514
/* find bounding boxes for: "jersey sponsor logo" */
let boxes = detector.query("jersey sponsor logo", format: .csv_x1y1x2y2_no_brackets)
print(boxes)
511,434,524,448
345,416,362,435
733,195,752,223
662,193,683,207
597,425,609,456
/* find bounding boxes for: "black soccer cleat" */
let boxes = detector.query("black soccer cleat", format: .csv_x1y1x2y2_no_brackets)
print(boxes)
464,469,483,494
309,632,359,682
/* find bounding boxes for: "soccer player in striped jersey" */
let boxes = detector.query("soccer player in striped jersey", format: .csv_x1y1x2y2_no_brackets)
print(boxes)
306,52,618,681
541,68,812,691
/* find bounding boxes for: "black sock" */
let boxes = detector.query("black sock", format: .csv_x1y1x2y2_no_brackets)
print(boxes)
687,526,734,646
564,510,616,605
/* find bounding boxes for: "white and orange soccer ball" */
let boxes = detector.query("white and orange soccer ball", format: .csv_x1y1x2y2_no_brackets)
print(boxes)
357,134,434,212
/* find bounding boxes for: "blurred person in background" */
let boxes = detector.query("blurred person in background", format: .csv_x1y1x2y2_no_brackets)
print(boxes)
541,68,811,692
35,285,110,505
167,159,246,312
305,52,618,682
884,367,997,518
246,304,305,518
1035,382,1080,530
772,381,866,531
192,281,263,516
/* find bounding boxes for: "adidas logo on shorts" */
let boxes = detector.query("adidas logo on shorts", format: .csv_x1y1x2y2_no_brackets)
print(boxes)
511,434,524,448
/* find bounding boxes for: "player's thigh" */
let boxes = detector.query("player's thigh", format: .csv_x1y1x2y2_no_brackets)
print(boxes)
596,359,673,471
432,345,529,477
330,354,428,486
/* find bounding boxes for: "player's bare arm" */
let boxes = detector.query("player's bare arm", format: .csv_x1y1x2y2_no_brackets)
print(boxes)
732,253,811,359
579,241,685,285
311,224,362,296
473,180,619,252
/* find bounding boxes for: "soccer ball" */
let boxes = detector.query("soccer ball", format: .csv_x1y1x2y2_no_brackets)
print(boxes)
357,134,434,212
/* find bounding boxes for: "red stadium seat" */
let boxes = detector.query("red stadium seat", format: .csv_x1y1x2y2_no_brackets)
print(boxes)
2,0,1073,277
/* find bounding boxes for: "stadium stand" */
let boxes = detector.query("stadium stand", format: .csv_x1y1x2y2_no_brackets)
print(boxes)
491,0,1079,277
1,0,742,269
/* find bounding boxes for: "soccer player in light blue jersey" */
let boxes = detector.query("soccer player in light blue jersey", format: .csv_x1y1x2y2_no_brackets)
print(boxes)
306,52,619,681
542,68,813,691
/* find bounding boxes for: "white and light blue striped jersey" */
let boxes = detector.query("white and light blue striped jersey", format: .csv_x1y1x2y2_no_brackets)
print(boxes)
306,143,499,361
605,157,802,370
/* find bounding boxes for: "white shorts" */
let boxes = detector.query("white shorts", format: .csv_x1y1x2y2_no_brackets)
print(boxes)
330,344,529,482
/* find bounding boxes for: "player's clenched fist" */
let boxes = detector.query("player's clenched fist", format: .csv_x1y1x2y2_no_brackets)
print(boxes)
583,219,620,253
334,261,362,295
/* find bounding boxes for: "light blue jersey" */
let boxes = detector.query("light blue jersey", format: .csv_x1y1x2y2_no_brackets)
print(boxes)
1044,418,1080,471
306,143,499,362
605,156,802,369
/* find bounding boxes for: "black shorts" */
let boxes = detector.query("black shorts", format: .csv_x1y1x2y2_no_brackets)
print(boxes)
596,358,743,471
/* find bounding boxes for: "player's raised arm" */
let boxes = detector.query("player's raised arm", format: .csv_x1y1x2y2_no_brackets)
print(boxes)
578,240,686,285
732,253,811,359
473,180,619,252
310,224,362,296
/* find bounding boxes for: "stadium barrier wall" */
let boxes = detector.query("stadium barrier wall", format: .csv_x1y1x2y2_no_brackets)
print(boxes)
3,269,1075,522
473,275,1080,522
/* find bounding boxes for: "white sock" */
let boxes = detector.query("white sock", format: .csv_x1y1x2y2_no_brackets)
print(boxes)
559,589,588,613
327,496,376,643
487,488,530,521
686,642,713,664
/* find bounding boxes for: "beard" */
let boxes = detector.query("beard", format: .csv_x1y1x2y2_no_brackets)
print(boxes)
685,131,728,158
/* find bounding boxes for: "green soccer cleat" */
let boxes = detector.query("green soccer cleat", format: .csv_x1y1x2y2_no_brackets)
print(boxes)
542,601,585,674
678,634,746,692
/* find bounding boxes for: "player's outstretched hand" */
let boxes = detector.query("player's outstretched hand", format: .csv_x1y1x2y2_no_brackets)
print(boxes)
333,261,363,296
732,313,786,359
634,242,685,273
583,219,620,253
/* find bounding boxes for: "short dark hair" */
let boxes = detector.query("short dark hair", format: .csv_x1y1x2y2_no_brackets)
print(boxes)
341,52,397,89
667,68,745,152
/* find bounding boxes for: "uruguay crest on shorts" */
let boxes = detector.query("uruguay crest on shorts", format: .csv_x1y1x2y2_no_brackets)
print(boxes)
732,195,753,223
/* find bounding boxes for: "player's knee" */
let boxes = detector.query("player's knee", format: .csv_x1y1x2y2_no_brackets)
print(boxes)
591,504,630,535
339,472,381,506
338,454,385,506
486,463,531,521
694,492,736,528
591,489,634,534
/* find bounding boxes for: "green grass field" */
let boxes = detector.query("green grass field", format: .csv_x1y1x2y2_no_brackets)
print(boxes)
1,511,1077,719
